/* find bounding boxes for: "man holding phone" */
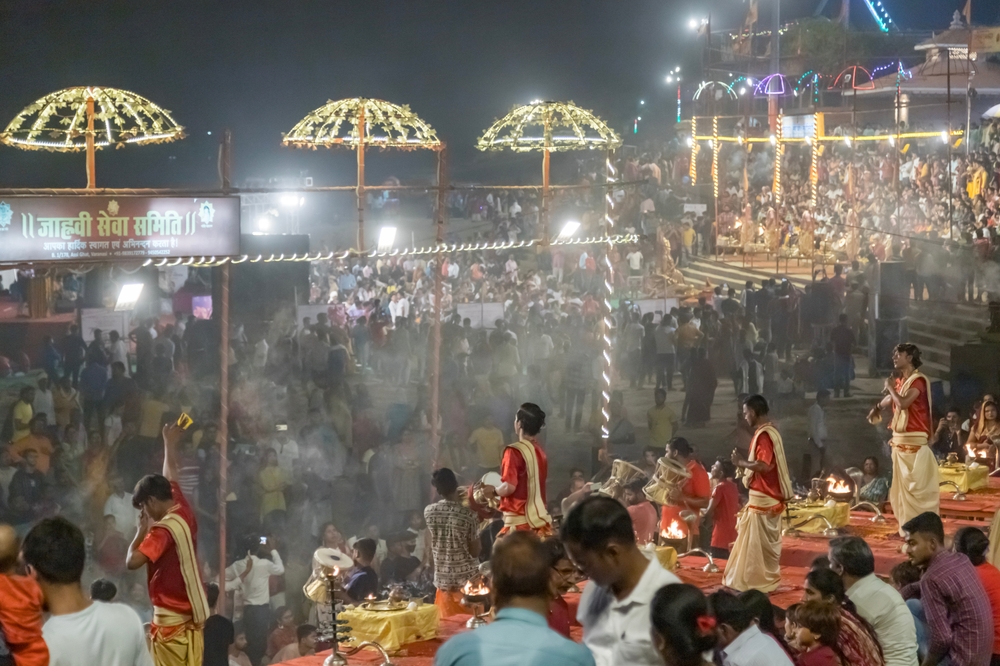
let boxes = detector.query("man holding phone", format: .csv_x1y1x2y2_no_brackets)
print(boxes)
223,535,285,666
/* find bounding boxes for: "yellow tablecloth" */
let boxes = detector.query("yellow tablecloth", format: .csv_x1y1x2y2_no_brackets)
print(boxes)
939,463,989,493
339,603,440,652
783,501,850,534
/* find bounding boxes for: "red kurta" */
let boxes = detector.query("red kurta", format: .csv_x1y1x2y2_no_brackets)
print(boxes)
660,459,711,535
894,375,931,436
710,479,741,549
498,441,548,517
748,432,784,504
138,481,198,613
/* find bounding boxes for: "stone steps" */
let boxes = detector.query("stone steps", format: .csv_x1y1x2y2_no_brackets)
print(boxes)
678,257,990,380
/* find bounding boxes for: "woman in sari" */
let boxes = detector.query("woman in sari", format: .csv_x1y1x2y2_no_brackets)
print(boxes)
857,456,890,505
966,400,1000,468
804,568,885,666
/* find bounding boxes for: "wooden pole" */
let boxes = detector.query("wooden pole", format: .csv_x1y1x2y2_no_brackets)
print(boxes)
85,96,96,189
216,129,232,614
429,146,447,463
357,106,366,251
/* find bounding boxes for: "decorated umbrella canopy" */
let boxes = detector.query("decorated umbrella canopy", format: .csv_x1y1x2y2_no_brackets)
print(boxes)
283,97,443,250
476,101,621,241
0,86,185,188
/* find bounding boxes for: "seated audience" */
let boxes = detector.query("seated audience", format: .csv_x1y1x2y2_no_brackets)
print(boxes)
272,624,318,663
952,527,1000,665
650,583,717,666
711,589,793,666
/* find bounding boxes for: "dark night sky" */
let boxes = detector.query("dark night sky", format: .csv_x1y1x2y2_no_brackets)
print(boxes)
0,0,993,191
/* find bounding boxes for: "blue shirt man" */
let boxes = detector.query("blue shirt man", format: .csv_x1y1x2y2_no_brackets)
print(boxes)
435,607,594,666
434,531,594,666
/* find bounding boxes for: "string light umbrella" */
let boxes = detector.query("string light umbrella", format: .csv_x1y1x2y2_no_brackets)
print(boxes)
282,97,443,250
0,86,185,189
476,101,621,243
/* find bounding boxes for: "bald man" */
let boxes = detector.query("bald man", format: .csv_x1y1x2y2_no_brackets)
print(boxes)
0,524,48,666
435,532,595,666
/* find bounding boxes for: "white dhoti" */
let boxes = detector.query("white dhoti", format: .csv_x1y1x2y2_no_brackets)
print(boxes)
723,491,782,592
889,432,939,535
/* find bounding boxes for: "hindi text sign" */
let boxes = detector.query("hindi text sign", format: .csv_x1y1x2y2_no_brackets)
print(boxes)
0,196,240,262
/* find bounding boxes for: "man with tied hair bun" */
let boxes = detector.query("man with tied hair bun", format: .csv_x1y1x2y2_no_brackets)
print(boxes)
482,403,553,537
867,342,937,534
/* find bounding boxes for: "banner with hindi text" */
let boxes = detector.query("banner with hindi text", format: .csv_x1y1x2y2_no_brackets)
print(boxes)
0,196,240,262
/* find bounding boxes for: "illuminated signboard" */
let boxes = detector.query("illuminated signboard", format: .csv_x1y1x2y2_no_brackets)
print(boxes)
0,196,240,262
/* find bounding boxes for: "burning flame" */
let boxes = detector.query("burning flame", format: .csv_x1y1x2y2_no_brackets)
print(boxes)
661,520,686,540
366,594,376,601
967,444,988,460
332,566,340,577
462,580,490,596
826,476,852,495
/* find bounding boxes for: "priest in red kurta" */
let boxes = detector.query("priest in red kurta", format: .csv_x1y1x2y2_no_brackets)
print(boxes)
127,423,209,666
723,394,793,592
869,343,938,534
484,403,553,537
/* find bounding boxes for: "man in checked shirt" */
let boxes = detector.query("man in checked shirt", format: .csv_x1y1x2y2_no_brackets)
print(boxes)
901,512,993,666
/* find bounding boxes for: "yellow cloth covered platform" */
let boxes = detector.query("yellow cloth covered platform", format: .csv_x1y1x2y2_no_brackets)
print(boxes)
654,546,678,571
938,463,989,493
339,603,440,653
782,501,850,534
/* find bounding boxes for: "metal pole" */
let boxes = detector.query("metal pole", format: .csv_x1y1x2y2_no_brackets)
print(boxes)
216,129,232,614
357,106,366,251
947,46,953,240
85,96,96,189
429,146,447,463
966,14,973,155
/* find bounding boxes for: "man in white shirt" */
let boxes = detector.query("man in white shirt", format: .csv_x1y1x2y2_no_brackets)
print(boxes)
271,423,299,474
22,517,153,666
225,537,285,666
711,590,794,666
808,389,830,469
33,377,56,427
830,537,917,666
103,476,140,540
108,330,130,376
389,292,410,321
626,249,643,276
563,496,680,666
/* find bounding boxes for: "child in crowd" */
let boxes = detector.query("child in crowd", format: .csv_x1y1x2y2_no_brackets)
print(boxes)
89,579,117,602
0,524,48,666
790,601,843,666
228,624,251,666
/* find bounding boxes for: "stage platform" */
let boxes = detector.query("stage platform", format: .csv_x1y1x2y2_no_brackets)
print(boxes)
275,489,1000,666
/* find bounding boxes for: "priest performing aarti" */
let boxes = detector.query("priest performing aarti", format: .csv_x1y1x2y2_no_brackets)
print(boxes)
723,394,793,592
867,342,938,534
482,403,553,537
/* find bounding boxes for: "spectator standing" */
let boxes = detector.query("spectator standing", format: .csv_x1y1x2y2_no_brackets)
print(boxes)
22,517,152,666
563,496,680,666
202,583,233,666
424,468,480,618
60,325,87,388
829,314,855,398
224,537,284,666
808,390,830,470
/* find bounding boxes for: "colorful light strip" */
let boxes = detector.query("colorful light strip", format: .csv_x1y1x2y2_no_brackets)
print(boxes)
689,118,698,185
773,112,783,206
600,155,617,441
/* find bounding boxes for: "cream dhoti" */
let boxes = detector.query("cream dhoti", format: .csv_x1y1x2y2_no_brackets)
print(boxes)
889,432,939,535
723,491,783,592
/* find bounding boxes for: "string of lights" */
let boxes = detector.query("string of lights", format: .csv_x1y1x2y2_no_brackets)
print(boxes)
689,118,699,185
600,154,618,442
0,234,640,271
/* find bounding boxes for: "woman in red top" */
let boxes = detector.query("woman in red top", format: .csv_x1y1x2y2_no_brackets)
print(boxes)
266,607,297,661
706,458,741,559
542,539,577,639
954,527,1000,661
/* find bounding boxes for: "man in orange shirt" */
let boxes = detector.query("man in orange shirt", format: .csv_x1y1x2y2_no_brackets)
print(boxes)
724,394,792,592
623,478,658,545
0,524,47,666
127,423,209,666
659,437,711,539
483,403,553,537
10,416,54,475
